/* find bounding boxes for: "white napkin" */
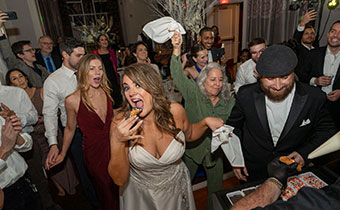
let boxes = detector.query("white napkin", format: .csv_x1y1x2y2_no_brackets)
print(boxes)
211,125,245,167
143,17,186,44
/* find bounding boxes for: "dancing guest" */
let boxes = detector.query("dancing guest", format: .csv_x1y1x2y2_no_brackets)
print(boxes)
184,44,208,80
92,34,122,108
108,62,223,210
171,32,235,210
6,69,79,197
49,54,119,210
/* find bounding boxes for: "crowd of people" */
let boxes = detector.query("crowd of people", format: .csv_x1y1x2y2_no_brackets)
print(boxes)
0,8,339,210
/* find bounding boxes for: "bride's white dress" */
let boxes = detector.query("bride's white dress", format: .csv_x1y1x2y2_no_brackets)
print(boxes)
120,131,196,210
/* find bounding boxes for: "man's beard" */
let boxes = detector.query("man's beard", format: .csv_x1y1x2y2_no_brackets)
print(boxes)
303,39,314,45
260,80,295,102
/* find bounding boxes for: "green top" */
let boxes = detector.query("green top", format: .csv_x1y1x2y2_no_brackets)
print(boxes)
170,55,235,165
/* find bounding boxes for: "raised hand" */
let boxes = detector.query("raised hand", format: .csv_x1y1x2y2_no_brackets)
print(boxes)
171,31,182,56
299,10,317,27
0,12,8,36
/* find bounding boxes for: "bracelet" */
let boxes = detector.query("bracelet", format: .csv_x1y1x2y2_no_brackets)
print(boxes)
266,177,284,192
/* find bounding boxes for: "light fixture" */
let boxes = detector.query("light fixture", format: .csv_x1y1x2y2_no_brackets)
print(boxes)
327,0,339,9
220,0,230,4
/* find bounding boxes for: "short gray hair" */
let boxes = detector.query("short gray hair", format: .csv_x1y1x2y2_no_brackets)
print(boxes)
196,62,231,102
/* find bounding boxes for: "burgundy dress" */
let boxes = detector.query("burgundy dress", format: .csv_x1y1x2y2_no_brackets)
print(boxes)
76,93,119,210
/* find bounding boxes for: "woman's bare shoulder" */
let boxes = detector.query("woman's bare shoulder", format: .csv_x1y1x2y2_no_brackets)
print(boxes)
65,90,81,108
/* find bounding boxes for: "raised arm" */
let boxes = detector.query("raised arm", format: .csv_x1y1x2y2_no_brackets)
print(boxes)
171,103,223,142
293,10,317,42
170,32,198,99
108,114,143,186
45,94,78,169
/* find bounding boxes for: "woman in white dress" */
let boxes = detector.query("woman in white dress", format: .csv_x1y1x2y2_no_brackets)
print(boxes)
108,60,223,210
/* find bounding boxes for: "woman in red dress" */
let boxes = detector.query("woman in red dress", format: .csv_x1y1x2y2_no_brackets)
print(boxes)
48,54,119,210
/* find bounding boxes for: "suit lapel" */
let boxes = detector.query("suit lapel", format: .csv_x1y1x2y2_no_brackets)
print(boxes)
253,86,272,141
333,63,340,90
278,82,308,142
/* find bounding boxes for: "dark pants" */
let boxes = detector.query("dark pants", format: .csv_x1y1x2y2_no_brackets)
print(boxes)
21,137,55,209
3,175,44,210
68,128,99,209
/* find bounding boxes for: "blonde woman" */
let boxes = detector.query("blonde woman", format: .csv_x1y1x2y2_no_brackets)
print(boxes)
48,54,119,210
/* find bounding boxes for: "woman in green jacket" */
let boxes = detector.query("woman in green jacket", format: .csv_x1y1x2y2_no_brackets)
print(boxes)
170,32,235,210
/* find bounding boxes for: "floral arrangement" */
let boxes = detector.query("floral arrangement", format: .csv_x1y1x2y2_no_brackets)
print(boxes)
75,16,116,44
146,0,219,37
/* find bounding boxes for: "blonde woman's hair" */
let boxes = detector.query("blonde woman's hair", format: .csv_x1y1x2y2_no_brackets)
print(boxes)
120,63,181,142
77,54,113,111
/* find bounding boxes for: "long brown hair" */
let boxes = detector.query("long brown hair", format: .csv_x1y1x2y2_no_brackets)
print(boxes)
77,54,113,111
120,63,181,140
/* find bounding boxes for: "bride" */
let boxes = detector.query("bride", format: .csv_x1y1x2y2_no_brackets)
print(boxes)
108,61,223,210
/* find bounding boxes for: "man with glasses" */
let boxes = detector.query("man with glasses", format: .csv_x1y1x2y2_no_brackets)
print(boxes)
35,36,62,73
0,21,49,87
234,37,266,93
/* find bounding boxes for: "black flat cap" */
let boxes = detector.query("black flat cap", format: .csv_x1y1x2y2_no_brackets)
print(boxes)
256,45,297,77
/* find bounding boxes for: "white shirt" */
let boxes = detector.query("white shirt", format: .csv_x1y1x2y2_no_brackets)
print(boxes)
43,64,77,146
234,59,257,93
0,116,33,189
208,50,213,62
310,47,340,94
0,83,38,133
265,84,296,147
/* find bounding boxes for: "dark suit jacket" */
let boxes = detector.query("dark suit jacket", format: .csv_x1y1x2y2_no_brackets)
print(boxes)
292,28,318,83
210,47,224,62
210,47,232,82
304,46,340,128
35,50,62,71
226,82,336,181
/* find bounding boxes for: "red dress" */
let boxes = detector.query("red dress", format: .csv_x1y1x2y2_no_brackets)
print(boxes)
77,94,119,210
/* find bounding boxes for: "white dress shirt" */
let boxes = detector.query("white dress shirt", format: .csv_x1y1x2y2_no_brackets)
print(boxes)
309,47,340,94
43,64,77,146
208,50,213,62
234,59,257,93
0,116,33,189
0,83,38,133
265,84,296,147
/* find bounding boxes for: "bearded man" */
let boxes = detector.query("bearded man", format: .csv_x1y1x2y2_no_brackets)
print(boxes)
226,45,336,182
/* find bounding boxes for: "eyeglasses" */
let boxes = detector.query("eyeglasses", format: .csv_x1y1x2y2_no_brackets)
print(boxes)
22,48,36,53
41,42,54,45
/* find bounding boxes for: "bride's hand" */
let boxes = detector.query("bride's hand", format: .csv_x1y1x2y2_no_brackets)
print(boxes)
111,116,144,142
204,117,224,132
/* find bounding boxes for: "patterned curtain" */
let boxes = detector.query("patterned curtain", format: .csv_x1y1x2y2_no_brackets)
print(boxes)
246,0,305,45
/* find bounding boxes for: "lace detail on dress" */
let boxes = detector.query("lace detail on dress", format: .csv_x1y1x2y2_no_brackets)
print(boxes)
130,161,190,210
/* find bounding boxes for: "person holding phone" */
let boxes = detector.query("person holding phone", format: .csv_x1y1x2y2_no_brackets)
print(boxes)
0,12,49,88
